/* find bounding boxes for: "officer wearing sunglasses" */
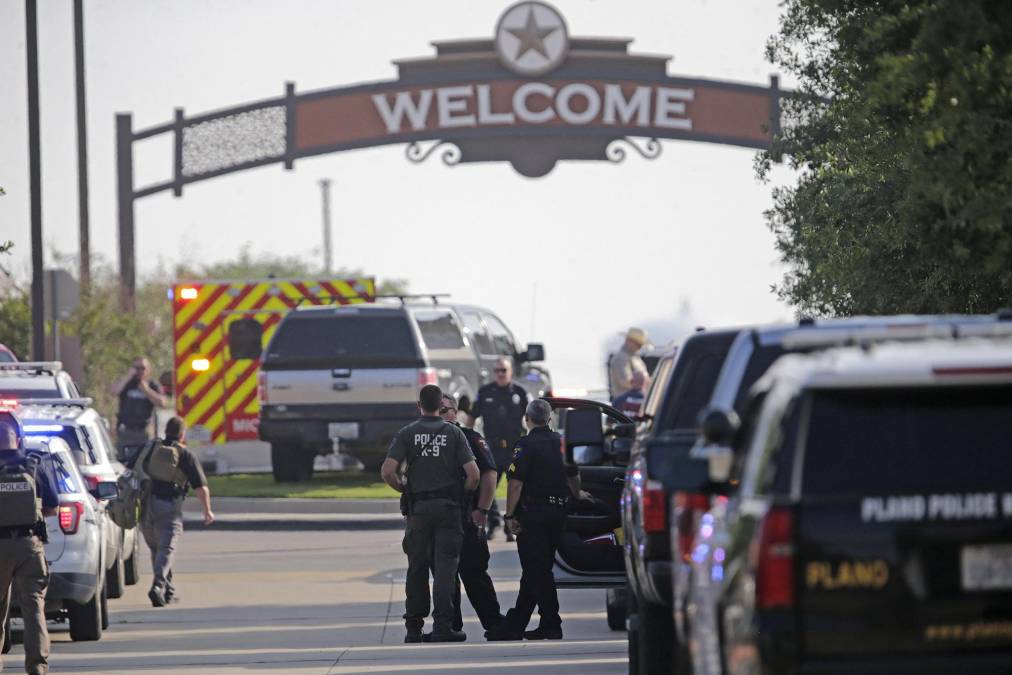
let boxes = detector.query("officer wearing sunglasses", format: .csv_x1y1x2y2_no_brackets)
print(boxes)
467,357,530,541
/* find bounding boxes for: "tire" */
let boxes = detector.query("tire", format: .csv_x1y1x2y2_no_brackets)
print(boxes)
293,451,315,482
100,584,109,631
270,443,287,482
607,587,627,631
124,533,141,586
68,586,103,642
633,589,675,675
627,588,640,674
106,551,125,599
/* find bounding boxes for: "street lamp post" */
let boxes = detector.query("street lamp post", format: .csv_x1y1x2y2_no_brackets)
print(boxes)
319,179,333,275
25,0,45,360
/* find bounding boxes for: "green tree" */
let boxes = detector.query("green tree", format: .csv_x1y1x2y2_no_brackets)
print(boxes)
0,291,30,358
760,0,1012,315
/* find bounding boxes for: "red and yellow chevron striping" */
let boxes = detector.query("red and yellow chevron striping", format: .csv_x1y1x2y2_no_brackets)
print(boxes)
170,277,375,444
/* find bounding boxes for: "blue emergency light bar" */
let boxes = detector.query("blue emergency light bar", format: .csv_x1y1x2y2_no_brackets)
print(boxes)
23,424,65,433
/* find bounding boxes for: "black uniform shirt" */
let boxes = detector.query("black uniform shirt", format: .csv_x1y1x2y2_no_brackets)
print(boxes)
506,426,569,499
117,377,162,429
471,381,529,448
458,425,495,510
387,417,475,493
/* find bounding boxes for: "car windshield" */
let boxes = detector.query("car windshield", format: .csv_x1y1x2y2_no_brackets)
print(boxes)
801,384,1012,494
50,452,80,494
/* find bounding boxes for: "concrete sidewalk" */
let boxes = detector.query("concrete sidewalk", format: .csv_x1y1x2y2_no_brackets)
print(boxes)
182,497,404,531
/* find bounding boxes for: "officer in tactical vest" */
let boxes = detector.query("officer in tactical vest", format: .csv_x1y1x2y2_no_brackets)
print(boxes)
0,411,59,675
128,417,214,608
438,394,503,633
381,385,479,643
486,399,570,641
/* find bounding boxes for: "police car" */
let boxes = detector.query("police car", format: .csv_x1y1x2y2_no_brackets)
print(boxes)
14,400,141,599
3,430,117,646
686,338,1012,674
0,361,82,400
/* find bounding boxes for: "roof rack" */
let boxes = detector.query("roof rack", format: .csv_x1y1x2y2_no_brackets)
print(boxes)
0,361,62,375
376,294,451,305
14,398,93,409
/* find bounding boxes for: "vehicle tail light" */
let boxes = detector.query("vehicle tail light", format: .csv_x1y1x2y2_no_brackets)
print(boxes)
58,501,84,534
755,506,794,610
257,370,266,405
417,367,437,387
0,399,17,412
642,479,667,533
673,491,711,562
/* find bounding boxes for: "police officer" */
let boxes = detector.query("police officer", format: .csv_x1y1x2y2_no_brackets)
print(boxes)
609,327,648,399
381,385,479,643
0,411,59,675
468,356,530,541
110,356,166,457
486,399,569,641
129,417,214,607
438,394,503,633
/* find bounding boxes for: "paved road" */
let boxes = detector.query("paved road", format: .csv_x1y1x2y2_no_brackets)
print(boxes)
4,528,627,673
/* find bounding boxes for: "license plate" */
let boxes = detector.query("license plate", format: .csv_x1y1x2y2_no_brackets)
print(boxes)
961,544,1012,591
327,422,359,440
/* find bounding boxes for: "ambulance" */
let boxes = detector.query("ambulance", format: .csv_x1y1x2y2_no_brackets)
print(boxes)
170,277,375,448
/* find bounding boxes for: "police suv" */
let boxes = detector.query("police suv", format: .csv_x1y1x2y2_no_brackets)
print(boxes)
4,435,117,647
0,361,82,400
15,400,141,599
687,338,1012,674
258,300,549,481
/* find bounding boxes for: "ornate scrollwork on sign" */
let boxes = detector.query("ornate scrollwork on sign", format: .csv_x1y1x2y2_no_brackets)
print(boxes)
605,137,663,164
182,106,286,177
405,141,462,166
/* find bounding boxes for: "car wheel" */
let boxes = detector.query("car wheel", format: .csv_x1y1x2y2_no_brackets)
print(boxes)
607,587,627,631
627,588,640,673
634,591,675,675
2,616,11,654
124,533,141,586
106,551,126,599
100,584,110,631
68,585,104,641
292,450,315,482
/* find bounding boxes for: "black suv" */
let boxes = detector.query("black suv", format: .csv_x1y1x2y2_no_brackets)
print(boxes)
621,329,740,674
689,338,1012,675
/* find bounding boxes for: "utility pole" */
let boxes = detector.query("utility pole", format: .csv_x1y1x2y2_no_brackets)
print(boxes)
74,0,91,290
26,0,45,360
319,179,333,275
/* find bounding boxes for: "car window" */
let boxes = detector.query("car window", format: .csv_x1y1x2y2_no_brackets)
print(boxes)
82,419,113,465
801,384,1012,495
265,313,418,367
641,356,673,420
483,314,515,356
76,424,101,464
732,345,786,414
414,310,465,350
461,312,495,355
51,451,80,494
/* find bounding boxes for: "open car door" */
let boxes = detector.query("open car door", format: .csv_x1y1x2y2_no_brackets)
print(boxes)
544,397,632,588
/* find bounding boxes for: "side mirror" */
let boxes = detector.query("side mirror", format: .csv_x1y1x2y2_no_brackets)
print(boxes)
699,407,740,446
612,422,636,439
573,445,605,466
94,481,118,501
523,343,545,363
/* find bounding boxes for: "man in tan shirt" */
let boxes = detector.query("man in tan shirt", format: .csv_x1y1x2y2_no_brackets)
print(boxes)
609,327,648,398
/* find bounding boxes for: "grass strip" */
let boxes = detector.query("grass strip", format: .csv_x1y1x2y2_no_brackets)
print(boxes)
207,471,508,500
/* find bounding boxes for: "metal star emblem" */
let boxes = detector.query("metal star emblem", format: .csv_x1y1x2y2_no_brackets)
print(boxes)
507,7,559,61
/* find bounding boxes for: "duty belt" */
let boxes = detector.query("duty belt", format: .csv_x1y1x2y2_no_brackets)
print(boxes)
411,486,461,502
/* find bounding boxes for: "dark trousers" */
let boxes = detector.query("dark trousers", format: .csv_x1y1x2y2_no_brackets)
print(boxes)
503,506,566,632
0,537,49,675
451,522,502,631
403,499,462,633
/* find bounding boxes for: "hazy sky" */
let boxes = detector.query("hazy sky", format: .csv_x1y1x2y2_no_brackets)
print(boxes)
1,0,797,389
